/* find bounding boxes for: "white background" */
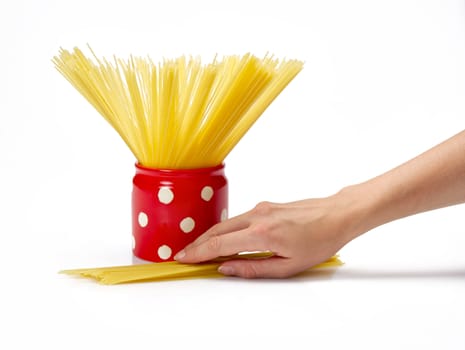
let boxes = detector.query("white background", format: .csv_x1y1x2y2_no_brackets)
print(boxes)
1,0,464,348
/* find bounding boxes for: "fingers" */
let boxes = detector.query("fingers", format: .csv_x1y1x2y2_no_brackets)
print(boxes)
187,212,251,247
175,228,270,263
218,257,301,279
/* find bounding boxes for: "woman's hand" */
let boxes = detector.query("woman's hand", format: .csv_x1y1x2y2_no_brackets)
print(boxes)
176,130,465,278
175,192,361,278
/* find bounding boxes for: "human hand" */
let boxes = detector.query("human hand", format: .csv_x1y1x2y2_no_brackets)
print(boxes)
175,129,465,278
174,192,361,278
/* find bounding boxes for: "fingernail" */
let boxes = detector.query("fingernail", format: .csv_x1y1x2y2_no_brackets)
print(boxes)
218,266,235,276
174,250,185,261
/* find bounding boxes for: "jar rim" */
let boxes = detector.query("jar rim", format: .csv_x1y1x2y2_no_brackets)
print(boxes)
135,162,225,176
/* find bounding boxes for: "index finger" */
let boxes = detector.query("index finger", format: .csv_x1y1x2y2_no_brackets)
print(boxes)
175,227,269,263
187,211,251,248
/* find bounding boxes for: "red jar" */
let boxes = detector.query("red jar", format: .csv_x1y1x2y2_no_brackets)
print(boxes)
132,163,228,262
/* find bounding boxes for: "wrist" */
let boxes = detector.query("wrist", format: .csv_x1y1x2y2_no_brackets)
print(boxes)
334,181,388,242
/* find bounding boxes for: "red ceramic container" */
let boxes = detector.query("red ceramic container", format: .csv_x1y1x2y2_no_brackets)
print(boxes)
132,163,228,262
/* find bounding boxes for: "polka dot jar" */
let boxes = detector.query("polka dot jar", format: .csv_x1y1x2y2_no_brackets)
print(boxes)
132,163,228,262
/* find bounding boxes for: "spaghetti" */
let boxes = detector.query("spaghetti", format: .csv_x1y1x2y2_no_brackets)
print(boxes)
53,47,342,283
60,253,343,285
53,46,304,168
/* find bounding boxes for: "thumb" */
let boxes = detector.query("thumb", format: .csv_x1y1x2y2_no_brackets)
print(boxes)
218,257,299,279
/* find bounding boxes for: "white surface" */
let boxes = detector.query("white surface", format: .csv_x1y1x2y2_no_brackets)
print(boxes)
1,0,464,349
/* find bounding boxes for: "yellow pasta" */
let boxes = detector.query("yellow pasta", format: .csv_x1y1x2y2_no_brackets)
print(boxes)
54,47,342,284
52,46,304,168
60,253,343,285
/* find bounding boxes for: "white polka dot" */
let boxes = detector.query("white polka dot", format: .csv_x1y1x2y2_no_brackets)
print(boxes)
221,208,228,221
158,187,174,204
132,235,136,250
180,217,195,233
201,186,214,201
158,245,172,260
138,212,148,227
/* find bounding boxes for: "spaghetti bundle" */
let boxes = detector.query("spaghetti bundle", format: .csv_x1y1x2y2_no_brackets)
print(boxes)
61,253,343,285
53,46,303,168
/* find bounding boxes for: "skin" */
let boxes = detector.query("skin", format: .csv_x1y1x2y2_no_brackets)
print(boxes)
174,130,465,278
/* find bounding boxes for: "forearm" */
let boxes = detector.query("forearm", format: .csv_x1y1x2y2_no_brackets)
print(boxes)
345,130,465,239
